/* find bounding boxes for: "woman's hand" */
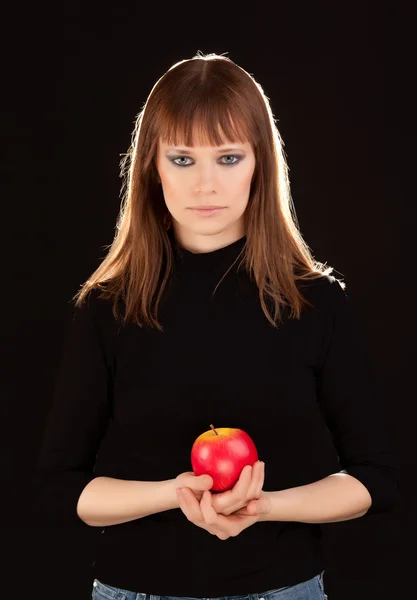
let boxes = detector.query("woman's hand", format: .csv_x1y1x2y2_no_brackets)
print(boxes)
175,461,272,540
174,471,214,502
211,461,265,516
176,486,263,540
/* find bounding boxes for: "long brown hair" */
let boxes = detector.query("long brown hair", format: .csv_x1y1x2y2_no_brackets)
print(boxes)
73,51,340,331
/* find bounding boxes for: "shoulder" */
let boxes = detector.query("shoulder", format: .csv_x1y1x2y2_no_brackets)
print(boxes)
73,287,109,315
293,272,352,330
298,272,347,305
72,286,123,334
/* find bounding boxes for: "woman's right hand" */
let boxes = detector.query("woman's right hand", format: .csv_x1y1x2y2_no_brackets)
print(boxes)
174,471,213,502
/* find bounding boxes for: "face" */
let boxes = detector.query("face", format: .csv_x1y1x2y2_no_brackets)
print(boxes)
155,136,256,253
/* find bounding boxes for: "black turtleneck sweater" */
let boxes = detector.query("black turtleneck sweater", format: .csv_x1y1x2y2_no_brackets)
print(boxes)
31,229,399,597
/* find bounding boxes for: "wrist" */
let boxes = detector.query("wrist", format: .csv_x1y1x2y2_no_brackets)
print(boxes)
256,490,274,522
166,478,181,510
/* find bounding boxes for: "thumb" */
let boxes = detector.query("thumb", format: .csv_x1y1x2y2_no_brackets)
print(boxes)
193,474,213,490
246,500,259,514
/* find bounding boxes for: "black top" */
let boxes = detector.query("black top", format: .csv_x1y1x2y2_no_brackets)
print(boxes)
32,229,399,596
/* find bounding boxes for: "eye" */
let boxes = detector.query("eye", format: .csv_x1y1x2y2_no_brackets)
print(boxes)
170,155,242,167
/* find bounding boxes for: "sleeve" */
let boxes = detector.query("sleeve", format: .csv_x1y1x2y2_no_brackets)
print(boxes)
31,291,113,528
314,276,400,516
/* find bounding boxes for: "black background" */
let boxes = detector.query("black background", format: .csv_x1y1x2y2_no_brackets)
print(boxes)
4,1,414,599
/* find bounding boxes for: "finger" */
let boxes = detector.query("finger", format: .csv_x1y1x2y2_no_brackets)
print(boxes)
178,489,235,540
233,504,254,517
248,461,264,499
177,488,204,524
211,465,251,514
246,461,260,498
200,490,225,526
201,491,236,531
255,462,265,498
221,465,253,515
233,464,253,499
200,491,236,539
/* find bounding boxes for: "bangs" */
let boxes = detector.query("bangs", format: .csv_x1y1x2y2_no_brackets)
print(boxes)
157,101,253,149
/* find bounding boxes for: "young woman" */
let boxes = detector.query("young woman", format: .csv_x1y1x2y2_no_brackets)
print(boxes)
32,51,399,600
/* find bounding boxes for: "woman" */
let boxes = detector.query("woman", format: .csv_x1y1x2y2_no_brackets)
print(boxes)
32,51,399,600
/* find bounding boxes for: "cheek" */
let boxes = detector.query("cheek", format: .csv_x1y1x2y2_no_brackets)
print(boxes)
235,170,254,196
160,176,182,198
236,161,255,187
240,174,252,189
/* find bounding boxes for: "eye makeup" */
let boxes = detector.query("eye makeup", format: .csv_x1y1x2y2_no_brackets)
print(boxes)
168,154,244,167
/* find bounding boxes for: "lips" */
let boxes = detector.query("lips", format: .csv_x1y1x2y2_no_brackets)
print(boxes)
189,206,225,210
189,207,226,217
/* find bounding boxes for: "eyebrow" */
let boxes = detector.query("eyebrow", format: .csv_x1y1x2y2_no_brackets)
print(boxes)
165,147,244,155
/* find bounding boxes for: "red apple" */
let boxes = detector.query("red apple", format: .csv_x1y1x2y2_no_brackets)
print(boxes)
191,424,259,492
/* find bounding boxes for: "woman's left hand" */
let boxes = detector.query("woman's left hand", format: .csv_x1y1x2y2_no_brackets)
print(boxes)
176,486,270,540
210,461,265,516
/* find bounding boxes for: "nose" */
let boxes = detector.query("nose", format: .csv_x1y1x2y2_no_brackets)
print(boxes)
193,164,219,193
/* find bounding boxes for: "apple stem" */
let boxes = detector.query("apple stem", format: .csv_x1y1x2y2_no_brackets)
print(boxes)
210,424,219,436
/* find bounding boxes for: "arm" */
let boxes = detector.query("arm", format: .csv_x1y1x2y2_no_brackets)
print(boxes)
258,471,372,524
246,279,399,526
32,290,214,528
31,290,117,528
76,472,212,527
306,277,399,518
76,476,178,526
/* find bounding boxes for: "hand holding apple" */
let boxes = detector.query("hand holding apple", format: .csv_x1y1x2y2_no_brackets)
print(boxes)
176,485,265,541
191,424,259,493
174,471,214,503
210,459,265,516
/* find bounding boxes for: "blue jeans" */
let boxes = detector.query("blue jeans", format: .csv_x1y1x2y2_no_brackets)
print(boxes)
91,571,328,600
